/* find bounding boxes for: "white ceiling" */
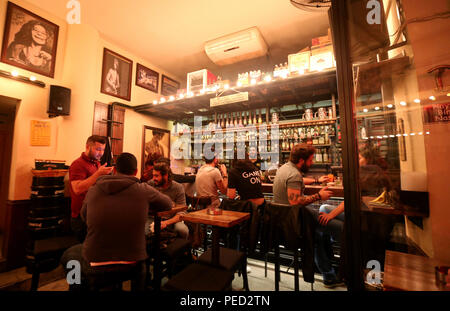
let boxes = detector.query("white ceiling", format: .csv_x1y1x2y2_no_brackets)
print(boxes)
25,0,330,85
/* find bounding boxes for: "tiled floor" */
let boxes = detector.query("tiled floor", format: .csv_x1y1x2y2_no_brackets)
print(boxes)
36,258,347,291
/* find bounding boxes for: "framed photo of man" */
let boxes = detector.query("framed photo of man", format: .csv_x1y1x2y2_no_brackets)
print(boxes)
161,74,180,96
136,63,159,93
142,126,170,172
100,48,133,101
1,1,59,78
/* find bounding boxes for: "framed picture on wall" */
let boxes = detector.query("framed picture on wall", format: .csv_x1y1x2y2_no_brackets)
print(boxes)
136,63,159,93
142,126,170,173
100,48,133,101
0,1,59,78
161,74,180,96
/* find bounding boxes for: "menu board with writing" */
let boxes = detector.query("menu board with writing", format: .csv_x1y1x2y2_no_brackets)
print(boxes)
30,120,51,146
423,102,450,124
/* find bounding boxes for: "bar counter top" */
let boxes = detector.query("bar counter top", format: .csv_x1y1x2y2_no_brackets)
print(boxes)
261,182,344,198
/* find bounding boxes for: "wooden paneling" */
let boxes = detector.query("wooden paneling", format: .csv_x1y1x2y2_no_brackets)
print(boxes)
110,105,125,162
92,101,109,137
92,102,125,164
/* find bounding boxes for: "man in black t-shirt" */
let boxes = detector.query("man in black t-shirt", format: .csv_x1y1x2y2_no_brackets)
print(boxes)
227,159,265,207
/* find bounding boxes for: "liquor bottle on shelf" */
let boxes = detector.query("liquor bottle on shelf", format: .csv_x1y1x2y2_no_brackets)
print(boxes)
253,110,257,125
316,148,322,163
258,109,263,125
323,148,329,163
234,112,238,128
239,111,243,127
289,139,294,150
225,113,230,128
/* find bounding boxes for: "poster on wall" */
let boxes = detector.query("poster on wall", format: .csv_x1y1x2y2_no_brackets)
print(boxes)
0,1,59,78
161,74,180,96
142,126,170,173
30,120,51,146
136,63,159,93
423,102,450,124
100,48,133,101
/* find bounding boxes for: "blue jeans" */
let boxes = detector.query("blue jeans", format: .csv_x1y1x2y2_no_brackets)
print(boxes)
314,204,344,282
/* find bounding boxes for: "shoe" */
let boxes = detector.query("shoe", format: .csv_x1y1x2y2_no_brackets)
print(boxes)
323,279,345,289
246,266,252,274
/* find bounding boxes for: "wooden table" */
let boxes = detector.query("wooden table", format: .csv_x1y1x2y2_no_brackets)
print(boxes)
181,209,250,266
383,250,450,291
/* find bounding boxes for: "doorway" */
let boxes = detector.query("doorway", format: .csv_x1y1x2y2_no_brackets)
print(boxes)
0,95,18,262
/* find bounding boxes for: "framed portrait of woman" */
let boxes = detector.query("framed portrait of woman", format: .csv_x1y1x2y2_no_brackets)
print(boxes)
0,2,59,78
142,126,170,173
100,48,133,101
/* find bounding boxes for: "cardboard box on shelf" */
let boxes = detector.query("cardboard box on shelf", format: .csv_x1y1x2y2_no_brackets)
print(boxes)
310,44,335,72
288,50,310,74
187,69,217,93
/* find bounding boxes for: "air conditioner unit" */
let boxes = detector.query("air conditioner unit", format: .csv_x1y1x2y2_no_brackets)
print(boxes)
204,27,268,66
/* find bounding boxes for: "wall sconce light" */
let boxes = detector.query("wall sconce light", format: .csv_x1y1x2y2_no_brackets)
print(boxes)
0,69,45,88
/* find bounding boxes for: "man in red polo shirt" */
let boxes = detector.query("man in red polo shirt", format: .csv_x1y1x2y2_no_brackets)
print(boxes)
69,135,113,242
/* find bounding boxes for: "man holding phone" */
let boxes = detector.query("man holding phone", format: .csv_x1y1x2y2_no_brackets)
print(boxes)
69,135,113,242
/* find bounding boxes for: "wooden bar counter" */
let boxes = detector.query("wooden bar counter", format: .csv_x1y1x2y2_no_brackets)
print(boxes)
262,183,344,198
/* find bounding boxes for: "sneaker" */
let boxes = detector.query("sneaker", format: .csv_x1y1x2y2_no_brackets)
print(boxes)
323,279,345,289
246,266,252,274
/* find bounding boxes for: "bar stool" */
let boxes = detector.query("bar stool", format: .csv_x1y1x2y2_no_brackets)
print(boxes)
260,202,314,291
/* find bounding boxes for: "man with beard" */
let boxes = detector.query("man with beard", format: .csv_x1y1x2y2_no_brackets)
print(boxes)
273,143,331,206
69,135,113,242
147,161,189,239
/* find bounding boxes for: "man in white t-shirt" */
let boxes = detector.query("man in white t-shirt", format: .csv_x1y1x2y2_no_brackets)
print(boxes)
194,152,228,209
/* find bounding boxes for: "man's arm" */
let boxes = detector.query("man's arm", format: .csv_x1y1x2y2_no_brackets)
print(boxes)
71,164,112,195
287,186,333,206
287,187,321,206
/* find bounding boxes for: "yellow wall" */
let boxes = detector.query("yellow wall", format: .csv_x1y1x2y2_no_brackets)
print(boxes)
0,0,174,201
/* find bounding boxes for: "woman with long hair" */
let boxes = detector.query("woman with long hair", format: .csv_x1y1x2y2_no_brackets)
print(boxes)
7,20,52,71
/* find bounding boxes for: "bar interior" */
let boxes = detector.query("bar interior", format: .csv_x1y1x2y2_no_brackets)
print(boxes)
0,0,449,293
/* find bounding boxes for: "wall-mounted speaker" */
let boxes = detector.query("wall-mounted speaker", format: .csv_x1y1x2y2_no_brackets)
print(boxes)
48,85,71,117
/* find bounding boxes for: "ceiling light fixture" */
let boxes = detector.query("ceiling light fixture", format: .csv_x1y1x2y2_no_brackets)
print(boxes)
387,104,393,108
414,99,420,103
363,108,368,113
400,101,407,106
375,106,380,110
153,100,158,105
11,70,19,77
429,95,436,101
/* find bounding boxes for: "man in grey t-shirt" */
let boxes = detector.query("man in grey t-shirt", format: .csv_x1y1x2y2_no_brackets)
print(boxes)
195,152,228,209
273,144,332,206
147,162,189,239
